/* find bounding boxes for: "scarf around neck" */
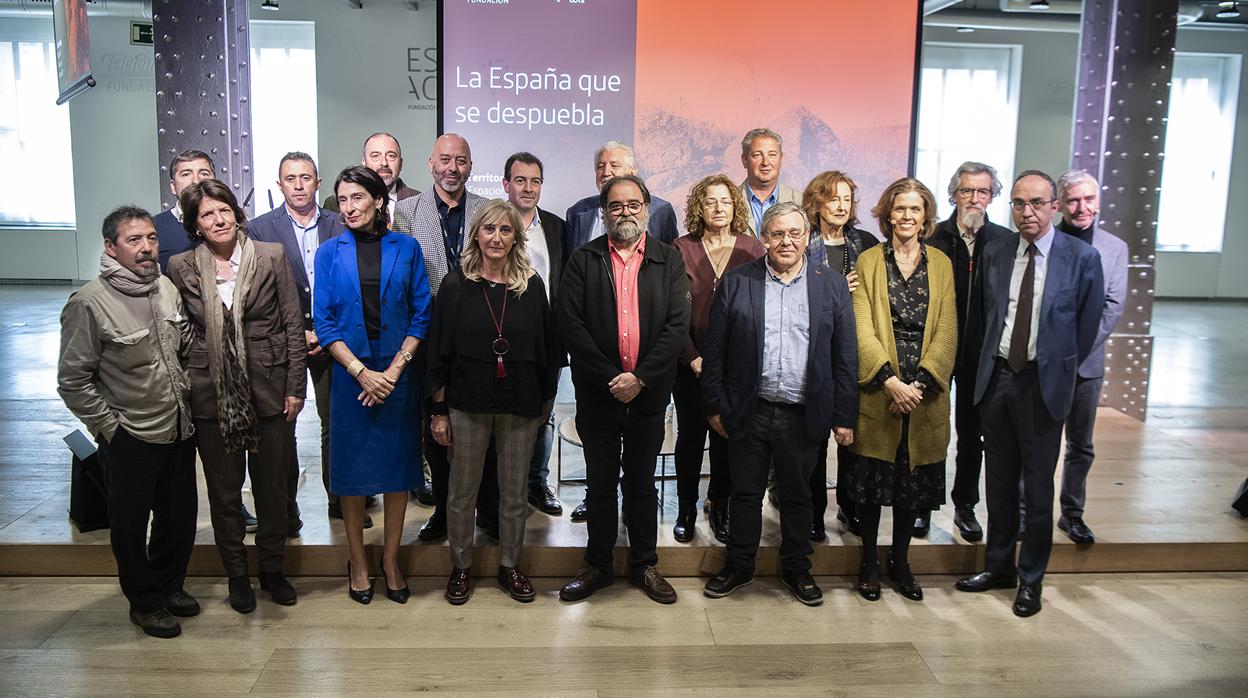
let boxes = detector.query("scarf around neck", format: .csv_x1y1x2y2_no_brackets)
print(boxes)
99,252,160,296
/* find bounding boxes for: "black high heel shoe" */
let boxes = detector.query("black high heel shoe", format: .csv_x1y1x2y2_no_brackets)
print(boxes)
347,560,374,605
856,560,881,601
887,553,923,601
383,560,410,604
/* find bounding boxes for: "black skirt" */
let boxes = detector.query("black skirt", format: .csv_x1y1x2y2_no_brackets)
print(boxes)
847,417,946,511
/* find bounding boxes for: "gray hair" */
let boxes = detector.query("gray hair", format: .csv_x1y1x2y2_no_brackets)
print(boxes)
594,140,636,170
1057,169,1099,200
761,201,809,235
946,161,1003,204
741,128,783,156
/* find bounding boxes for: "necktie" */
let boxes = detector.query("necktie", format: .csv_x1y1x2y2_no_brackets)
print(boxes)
1008,243,1037,372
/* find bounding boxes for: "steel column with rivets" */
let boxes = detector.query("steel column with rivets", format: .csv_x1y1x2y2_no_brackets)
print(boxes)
1069,0,1176,421
152,0,254,214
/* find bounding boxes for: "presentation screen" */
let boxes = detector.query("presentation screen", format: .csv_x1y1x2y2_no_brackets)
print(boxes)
440,0,921,234
52,0,95,105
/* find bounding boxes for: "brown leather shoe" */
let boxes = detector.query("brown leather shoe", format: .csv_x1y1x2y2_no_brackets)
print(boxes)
498,565,536,603
445,567,470,605
559,566,614,602
628,566,677,604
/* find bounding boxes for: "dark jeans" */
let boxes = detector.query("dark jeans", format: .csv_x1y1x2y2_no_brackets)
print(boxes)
815,438,857,525
196,414,292,577
97,426,198,613
980,361,1065,586
951,365,984,509
1061,375,1103,519
727,400,819,576
578,400,664,575
672,366,729,509
527,368,561,491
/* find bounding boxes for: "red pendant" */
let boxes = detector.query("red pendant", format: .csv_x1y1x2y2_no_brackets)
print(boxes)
496,355,507,379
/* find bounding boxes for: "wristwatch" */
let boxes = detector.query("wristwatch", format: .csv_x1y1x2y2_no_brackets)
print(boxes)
397,348,413,363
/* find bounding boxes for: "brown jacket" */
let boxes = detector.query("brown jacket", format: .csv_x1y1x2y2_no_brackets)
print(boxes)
167,241,307,419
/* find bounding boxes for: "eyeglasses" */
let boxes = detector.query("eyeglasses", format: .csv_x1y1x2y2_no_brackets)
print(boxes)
1009,198,1055,212
764,229,807,242
606,201,644,215
956,187,993,199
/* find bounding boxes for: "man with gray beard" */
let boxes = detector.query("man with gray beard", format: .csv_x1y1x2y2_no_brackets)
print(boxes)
556,174,690,604
927,161,1011,542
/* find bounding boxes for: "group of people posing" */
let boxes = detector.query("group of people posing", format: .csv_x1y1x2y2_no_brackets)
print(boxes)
57,126,1125,639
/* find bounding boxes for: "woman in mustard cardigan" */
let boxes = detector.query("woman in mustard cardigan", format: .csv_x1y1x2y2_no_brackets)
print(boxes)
848,178,956,603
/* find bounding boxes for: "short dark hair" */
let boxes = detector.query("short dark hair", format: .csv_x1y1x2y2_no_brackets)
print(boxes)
599,174,651,210
278,151,318,178
179,179,248,241
362,132,401,157
168,149,215,180
504,151,543,180
1013,169,1058,200
333,166,390,236
102,205,153,243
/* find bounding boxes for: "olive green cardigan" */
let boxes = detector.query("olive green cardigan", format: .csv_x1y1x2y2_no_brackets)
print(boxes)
850,243,958,467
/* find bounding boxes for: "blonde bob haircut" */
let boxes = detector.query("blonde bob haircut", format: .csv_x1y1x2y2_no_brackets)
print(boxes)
683,173,750,238
871,177,938,241
460,199,535,297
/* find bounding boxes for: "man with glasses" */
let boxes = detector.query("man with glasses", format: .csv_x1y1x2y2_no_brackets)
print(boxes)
325,132,420,214
926,162,1012,542
564,141,679,254
700,202,857,606
557,174,690,604
956,170,1103,617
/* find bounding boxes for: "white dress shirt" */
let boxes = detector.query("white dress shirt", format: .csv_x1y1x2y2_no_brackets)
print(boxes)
217,242,243,310
998,226,1054,362
524,211,551,301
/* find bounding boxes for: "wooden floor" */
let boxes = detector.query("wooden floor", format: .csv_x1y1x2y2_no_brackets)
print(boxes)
0,572,1244,695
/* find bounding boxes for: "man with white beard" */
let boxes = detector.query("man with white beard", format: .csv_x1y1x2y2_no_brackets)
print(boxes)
556,174,690,605
926,161,1011,542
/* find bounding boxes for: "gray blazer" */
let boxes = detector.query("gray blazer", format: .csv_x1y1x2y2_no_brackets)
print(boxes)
392,189,487,298
738,180,802,236
1082,226,1129,378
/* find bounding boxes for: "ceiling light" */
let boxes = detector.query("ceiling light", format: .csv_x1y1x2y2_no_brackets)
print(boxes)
1215,3,1241,19
1030,0,1051,9
260,0,279,10
956,26,975,32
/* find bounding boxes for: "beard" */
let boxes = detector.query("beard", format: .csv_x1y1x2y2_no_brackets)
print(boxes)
958,207,985,232
607,211,648,246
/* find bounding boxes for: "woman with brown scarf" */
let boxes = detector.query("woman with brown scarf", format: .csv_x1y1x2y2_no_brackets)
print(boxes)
168,179,307,614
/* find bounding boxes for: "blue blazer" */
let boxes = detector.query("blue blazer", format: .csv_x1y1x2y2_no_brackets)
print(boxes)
701,257,858,442
249,205,346,329
563,193,680,252
313,231,432,361
974,230,1104,421
155,209,199,275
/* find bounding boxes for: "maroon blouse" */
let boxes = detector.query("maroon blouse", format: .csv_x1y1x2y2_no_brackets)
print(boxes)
672,233,767,365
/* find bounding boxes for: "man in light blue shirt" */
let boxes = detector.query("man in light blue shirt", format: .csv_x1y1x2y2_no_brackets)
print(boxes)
738,128,803,237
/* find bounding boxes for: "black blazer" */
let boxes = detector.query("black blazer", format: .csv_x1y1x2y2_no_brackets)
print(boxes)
557,234,690,413
534,207,567,303
247,205,345,330
701,257,858,442
974,230,1104,421
155,209,199,275
563,194,680,252
928,213,1011,371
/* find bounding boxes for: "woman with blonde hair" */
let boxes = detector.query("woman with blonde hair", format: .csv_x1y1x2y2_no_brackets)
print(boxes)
428,199,559,605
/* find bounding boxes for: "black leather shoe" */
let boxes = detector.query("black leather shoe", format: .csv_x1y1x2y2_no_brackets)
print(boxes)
629,566,678,604
228,575,256,614
1058,515,1095,544
911,511,931,538
410,481,435,506
887,553,923,601
476,513,500,541
707,499,729,543
418,511,447,542
498,565,536,603
836,507,861,537
528,484,563,516
953,507,983,542
703,566,754,598
1013,584,1043,617
810,523,828,542
781,571,823,606
955,570,1018,593
385,583,411,604
164,589,200,617
446,567,471,605
346,560,373,605
570,500,588,523
856,561,881,601
673,507,695,543
560,567,614,601
259,571,297,606
287,518,304,539
327,504,373,529
242,504,258,534
129,608,181,638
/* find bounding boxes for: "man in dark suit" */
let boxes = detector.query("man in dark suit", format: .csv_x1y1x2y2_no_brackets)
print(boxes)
155,149,214,274
699,202,857,606
563,141,679,254
557,174,690,605
248,152,369,531
956,170,1104,617
323,132,420,213
925,161,1012,542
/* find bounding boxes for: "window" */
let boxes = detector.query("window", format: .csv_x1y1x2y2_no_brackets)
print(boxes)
249,21,318,215
0,32,76,227
1156,52,1241,252
916,43,1022,226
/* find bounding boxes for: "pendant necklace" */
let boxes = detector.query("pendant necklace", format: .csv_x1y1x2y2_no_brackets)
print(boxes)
483,282,509,378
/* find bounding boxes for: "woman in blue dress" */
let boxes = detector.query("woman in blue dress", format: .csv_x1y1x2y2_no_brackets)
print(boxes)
313,165,431,605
